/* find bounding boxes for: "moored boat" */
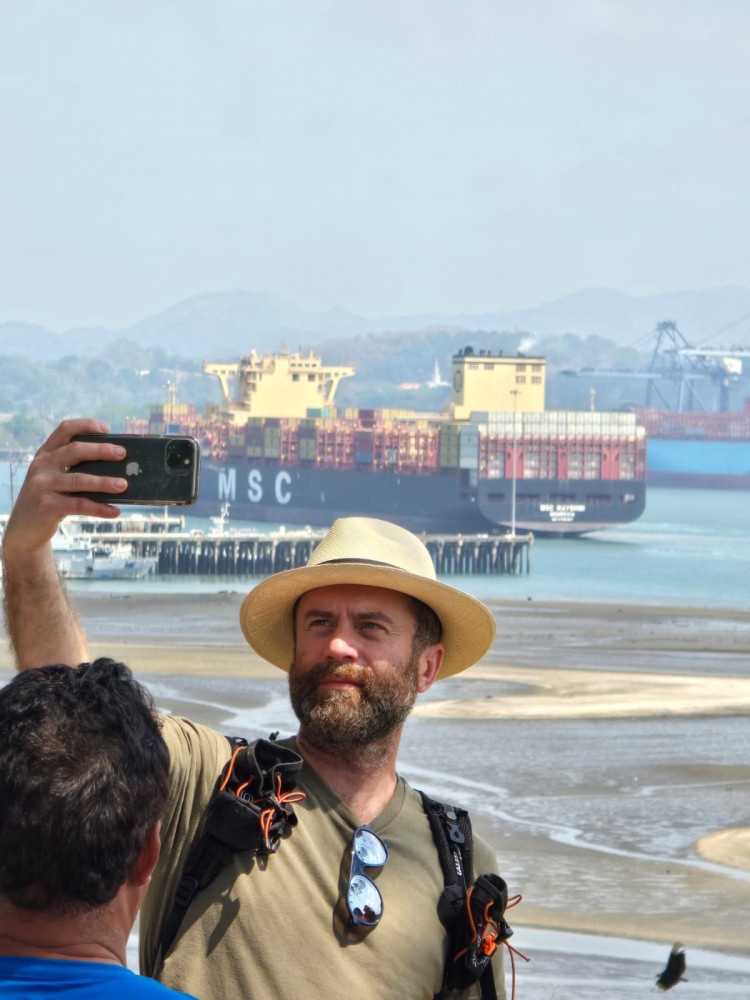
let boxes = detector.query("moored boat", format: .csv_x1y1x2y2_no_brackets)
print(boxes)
51,523,157,580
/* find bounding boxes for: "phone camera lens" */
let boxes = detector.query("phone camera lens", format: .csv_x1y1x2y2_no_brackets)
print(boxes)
166,440,194,471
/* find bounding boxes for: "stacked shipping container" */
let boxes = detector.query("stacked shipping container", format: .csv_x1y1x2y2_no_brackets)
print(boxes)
134,406,645,484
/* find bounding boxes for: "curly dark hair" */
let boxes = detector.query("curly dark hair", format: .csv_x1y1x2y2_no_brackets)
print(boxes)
0,658,169,914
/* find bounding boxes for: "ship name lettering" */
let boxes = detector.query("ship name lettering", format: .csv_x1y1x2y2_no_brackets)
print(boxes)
275,471,292,505
218,468,237,502
540,503,586,514
540,502,586,522
247,469,263,503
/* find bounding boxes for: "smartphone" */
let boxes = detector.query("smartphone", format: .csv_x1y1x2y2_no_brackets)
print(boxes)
72,434,200,506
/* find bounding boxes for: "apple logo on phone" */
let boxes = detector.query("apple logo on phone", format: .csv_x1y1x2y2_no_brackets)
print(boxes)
125,461,142,477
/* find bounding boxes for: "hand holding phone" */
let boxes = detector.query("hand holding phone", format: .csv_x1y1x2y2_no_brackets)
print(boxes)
71,434,200,506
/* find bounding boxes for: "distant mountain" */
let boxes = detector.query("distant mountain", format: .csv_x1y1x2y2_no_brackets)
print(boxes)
383,286,750,348
1,286,749,361
114,290,373,358
0,321,70,361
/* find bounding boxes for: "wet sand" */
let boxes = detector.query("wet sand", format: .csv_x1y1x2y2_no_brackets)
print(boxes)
5,590,746,675
2,592,749,949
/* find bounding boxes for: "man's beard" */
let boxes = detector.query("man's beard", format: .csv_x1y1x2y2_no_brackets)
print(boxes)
289,655,420,753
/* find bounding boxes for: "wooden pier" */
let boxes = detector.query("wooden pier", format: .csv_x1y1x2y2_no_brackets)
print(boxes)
113,528,533,577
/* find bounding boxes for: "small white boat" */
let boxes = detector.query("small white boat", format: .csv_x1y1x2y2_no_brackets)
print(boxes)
52,525,156,580
51,531,92,579
84,542,157,580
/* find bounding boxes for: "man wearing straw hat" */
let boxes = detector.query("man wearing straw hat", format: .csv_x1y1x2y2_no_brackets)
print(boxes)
2,420,509,1000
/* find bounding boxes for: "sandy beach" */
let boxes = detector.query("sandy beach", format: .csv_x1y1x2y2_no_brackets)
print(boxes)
1,592,749,953
4,590,746,675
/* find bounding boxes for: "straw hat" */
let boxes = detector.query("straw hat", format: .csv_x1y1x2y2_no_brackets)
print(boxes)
239,517,496,680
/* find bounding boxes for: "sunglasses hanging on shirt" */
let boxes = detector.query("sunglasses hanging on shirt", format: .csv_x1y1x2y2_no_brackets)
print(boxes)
346,825,389,927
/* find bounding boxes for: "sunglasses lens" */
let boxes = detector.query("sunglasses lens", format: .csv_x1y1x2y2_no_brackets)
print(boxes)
353,827,388,866
347,873,383,925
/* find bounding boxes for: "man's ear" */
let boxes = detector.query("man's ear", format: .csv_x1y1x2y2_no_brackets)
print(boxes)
129,821,162,887
417,644,443,693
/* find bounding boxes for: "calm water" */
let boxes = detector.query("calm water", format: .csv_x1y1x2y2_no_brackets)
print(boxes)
500,486,750,609
2,471,742,609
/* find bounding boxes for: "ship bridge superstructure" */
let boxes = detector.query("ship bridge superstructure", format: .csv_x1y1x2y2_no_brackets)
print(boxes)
204,347,355,424
450,347,546,419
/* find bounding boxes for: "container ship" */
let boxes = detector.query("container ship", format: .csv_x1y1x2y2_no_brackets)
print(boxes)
128,346,647,535
574,320,750,491
636,404,750,490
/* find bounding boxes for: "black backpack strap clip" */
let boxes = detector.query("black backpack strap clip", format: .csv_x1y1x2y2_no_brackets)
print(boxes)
213,735,305,854
447,873,512,992
153,734,304,976
419,791,513,1000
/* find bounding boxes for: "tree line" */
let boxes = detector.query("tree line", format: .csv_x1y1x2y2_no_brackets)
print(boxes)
0,331,652,451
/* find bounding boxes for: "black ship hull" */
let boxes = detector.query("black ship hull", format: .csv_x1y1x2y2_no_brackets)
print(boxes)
192,462,646,536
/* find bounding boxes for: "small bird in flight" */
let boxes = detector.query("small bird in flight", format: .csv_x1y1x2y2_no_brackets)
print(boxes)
656,943,687,991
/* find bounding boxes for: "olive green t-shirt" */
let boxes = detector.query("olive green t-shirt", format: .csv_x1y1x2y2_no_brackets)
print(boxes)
140,716,506,1000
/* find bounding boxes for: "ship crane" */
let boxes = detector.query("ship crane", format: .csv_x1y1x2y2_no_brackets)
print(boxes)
565,320,750,413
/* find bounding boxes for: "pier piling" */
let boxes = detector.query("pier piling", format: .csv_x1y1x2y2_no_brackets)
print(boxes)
121,529,532,578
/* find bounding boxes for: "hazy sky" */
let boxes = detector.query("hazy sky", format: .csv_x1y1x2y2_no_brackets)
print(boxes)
2,0,748,330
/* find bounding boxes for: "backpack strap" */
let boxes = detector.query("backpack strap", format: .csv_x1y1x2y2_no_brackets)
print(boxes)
153,734,304,977
420,792,473,925
419,791,511,1000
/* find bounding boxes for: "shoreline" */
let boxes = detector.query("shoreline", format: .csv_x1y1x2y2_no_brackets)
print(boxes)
2,592,749,952
16,590,748,688
7,590,747,660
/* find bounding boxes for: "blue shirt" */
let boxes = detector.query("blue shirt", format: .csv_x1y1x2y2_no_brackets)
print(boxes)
0,956,197,998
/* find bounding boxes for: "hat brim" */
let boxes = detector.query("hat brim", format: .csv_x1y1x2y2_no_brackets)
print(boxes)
239,561,496,680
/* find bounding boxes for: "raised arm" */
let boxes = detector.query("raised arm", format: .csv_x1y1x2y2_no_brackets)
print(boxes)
2,419,129,671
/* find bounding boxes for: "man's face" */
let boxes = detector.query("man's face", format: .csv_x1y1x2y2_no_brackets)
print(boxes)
289,584,441,751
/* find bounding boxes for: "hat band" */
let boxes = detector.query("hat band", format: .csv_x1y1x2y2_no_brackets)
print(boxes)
314,557,434,579
317,557,403,568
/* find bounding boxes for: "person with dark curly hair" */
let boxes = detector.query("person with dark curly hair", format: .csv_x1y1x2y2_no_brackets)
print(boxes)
0,658,197,999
